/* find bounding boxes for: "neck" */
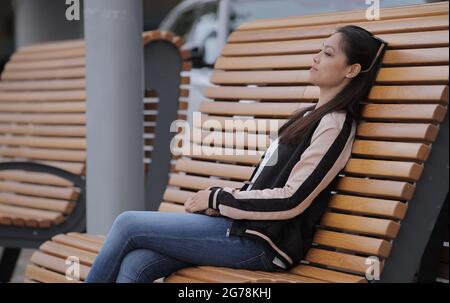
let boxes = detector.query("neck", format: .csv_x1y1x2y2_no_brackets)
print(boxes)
316,81,348,110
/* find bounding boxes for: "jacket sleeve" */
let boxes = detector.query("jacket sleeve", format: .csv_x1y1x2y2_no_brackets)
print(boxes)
207,113,355,221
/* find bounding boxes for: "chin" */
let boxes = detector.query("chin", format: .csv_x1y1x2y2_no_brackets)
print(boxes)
307,73,317,85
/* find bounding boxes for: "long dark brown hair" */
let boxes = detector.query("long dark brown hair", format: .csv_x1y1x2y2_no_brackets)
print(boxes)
278,25,388,145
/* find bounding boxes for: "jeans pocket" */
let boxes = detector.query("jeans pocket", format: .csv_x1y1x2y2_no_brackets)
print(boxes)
235,251,275,272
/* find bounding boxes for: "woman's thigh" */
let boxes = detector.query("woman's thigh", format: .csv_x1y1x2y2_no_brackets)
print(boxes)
111,211,277,271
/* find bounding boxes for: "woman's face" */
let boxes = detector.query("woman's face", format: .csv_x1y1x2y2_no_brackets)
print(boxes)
308,33,354,88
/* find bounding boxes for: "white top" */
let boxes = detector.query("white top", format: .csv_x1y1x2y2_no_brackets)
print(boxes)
246,137,279,191
246,110,312,191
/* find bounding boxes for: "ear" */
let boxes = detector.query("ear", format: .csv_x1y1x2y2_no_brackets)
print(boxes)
345,63,362,79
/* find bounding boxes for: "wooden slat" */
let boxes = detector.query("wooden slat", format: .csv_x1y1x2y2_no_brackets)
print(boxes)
0,203,62,227
168,173,243,191
351,140,430,161
5,58,85,72
0,170,73,187
10,48,85,62
212,70,311,85
197,266,325,283
362,104,448,123
383,47,449,66
187,145,262,165
216,48,449,70
18,40,84,54
291,264,366,283
199,101,447,122
328,194,407,220
343,158,423,181
0,102,85,113
221,30,449,57
158,202,186,213
36,161,84,175
194,114,286,132
173,267,253,283
0,136,85,149
357,122,439,142
40,241,97,266
163,188,195,204
305,248,372,275
376,66,449,84
204,86,317,100
368,86,448,103
335,176,415,200
320,212,400,239
0,67,85,81
0,146,85,162
66,232,104,245
0,181,78,200
212,66,449,85
174,266,308,283
0,113,85,124
0,192,74,214
165,274,207,283
0,210,35,227
313,229,391,258
0,90,85,102
0,79,85,91
175,159,253,181
0,124,85,137
190,129,270,150
199,101,309,117
25,264,80,283
216,53,315,70
249,270,327,283
52,234,102,254
204,86,448,103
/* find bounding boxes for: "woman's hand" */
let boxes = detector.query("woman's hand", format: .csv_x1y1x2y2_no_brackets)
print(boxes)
185,189,211,213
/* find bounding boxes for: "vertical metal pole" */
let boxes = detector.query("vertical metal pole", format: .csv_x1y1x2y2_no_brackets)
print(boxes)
84,0,144,234
217,0,231,53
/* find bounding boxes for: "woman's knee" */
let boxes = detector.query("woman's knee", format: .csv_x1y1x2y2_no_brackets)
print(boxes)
111,211,140,232
116,249,163,283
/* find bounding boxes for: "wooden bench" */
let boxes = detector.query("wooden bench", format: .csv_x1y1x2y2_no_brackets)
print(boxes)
24,2,448,283
0,30,191,282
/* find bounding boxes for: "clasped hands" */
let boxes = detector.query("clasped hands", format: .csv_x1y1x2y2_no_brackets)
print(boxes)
184,188,212,213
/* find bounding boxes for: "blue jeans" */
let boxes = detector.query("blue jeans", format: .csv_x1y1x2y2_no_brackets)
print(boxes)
85,211,280,283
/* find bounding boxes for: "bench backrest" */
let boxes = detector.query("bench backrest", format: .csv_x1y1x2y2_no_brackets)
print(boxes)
0,31,190,228
160,1,449,282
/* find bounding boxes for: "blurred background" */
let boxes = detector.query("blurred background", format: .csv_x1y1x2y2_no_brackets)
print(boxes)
0,0,446,119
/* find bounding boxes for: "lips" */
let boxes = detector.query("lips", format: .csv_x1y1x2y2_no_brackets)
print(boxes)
310,66,318,71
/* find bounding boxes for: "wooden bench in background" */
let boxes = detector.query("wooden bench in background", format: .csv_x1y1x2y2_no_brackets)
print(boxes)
0,30,191,282
24,2,449,283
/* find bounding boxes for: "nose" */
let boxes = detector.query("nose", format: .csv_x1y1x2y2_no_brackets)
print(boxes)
313,52,320,64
